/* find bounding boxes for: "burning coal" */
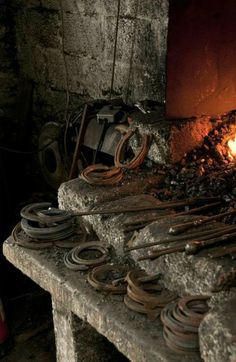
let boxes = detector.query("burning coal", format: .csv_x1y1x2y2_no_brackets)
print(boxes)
228,134,236,160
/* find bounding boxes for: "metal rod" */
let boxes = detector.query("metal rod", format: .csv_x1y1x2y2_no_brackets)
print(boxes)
74,197,220,217
138,243,186,261
185,230,236,255
69,104,88,180
207,242,236,258
123,202,221,232
109,0,121,100
126,225,236,252
168,209,236,236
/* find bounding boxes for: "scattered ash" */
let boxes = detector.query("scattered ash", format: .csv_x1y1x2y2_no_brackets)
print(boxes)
151,114,236,220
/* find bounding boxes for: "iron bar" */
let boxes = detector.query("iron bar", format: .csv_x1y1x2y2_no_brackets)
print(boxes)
168,209,236,235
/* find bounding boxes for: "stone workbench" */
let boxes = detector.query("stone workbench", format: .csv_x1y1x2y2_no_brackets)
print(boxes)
3,238,201,362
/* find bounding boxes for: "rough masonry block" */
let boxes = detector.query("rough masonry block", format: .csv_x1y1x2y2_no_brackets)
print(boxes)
64,13,104,58
15,8,61,49
130,113,214,164
129,217,236,295
199,296,236,362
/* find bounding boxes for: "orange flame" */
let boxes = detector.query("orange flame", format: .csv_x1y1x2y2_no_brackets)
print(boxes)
228,134,236,160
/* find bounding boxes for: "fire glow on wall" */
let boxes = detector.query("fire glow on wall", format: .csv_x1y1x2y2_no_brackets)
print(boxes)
166,0,236,119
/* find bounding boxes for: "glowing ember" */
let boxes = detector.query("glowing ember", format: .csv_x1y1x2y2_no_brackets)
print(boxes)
228,134,236,160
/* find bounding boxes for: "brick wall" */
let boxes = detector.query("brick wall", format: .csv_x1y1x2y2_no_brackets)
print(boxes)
12,0,169,121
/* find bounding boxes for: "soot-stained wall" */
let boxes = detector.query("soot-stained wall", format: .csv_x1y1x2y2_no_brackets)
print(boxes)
0,2,17,121
13,0,169,122
166,0,236,119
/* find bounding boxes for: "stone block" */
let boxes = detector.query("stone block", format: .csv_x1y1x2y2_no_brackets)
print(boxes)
33,85,86,120
104,16,135,64
138,0,169,20
13,0,41,8
52,300,79,362
15,8,61,49
130,113,214,164
0,43,13,70
0,71,17,106
40,0,60,10
75,0,103,17
102,60,131,98
58,175,164,255
128,217,236,295
15,43,35,80
199,296,236,362
58,174,163,210
64,13,104,58
3,240,201,362
66,55,96,95
52,299,125,362
102,0,169,20
104,16,167,103
41,0,101,15
33,85,67,118
131,18,166,102
16,42,48,84
46,48,66,90
66,54,114,97
0,24,6,39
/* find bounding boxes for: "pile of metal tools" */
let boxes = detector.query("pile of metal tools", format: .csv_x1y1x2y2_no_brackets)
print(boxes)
12,202,79,249
87,264,129,294
161,296,209,354
128,208,236,261
124,271,177,320
85,261,179,322
123,197,221,234
64,242,111,271
80,128,151,186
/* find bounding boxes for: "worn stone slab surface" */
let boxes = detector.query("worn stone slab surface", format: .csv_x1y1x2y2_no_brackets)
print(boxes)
58,178,236,295
58,176,167,255
199,296,236,362
130,112,215,164
58,174,163,210
83,194,173,256
129,217,236,295
58,174,163,236
52,300,79,362
52,299,123,362
3,239,201,362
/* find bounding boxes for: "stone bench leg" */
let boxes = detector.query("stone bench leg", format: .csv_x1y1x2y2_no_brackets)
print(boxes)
52,298,125,362
52,299,79,362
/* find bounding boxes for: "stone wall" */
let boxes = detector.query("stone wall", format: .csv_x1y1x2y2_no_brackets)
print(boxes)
12,0,169,122
0,1,18,121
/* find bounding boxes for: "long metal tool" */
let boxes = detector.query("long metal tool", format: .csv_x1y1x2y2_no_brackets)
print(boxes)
207,243,236,258
168,209,236,236
124,202,221,227
127,225,236,252
138,243,186,261
136,226,236,260
124,202,221,232
73,197,220,217
185,230,236,255
109,0,121,100
69,104,88,180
